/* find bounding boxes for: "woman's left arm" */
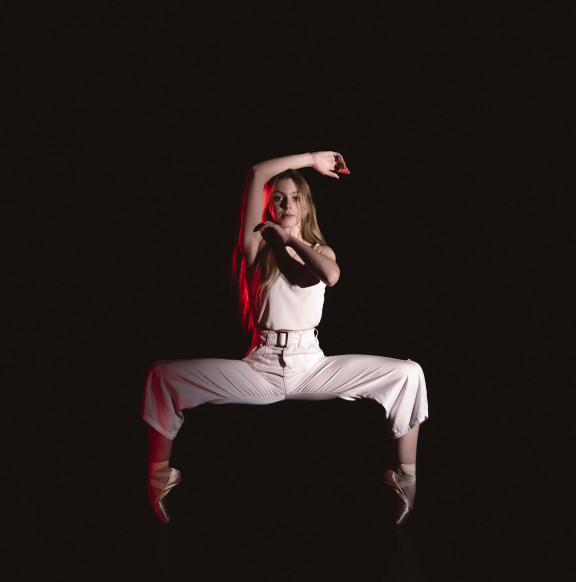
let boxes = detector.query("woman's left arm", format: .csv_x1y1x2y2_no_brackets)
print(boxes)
289,237,340,287
259,222,340,286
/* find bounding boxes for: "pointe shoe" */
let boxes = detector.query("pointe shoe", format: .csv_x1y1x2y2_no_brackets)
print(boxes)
151,468,181,525
383,468,415,526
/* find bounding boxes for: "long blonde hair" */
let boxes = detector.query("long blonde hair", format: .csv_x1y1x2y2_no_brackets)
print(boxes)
234,169,328,333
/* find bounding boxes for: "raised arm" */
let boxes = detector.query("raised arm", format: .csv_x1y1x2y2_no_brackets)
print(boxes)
239,152,349,266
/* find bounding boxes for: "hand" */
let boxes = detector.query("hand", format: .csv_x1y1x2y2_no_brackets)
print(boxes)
311,151,350,179
255,221,291,246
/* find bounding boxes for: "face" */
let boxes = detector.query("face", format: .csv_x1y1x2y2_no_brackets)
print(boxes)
269,178,307,229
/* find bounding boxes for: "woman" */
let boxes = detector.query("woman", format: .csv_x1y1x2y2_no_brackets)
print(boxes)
142,151,428,526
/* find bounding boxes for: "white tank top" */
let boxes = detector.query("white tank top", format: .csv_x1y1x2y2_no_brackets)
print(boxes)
257,274,326,330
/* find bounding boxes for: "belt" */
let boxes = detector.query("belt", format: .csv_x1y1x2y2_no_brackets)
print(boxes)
255,328,318,348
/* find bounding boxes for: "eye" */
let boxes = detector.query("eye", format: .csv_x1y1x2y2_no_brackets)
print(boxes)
294,196,300,202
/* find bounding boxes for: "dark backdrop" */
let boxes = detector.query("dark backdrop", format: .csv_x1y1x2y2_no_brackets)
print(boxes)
5,2,571,581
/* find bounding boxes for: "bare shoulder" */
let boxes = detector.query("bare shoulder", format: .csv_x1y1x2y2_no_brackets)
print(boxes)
315,244,336,261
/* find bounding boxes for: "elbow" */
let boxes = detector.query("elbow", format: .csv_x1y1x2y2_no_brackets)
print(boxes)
250,163,264,177
325,267,340,288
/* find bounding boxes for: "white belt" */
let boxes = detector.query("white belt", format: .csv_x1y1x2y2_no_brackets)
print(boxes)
255,328,318,348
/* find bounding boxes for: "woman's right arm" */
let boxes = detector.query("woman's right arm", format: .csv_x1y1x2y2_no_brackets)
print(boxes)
239,152,348,267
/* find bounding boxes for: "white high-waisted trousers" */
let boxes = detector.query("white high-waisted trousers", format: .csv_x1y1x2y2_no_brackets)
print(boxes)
142,329,428,440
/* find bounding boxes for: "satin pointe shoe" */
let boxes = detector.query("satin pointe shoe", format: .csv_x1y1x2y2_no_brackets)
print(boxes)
383,468,415,526
151,468,181,525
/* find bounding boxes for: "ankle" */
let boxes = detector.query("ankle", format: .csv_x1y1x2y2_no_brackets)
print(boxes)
148,462,171,504
149,460,169,474
397,463,416,477
395,463,416,486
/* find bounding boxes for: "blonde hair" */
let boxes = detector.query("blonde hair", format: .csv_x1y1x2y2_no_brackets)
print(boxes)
234,169,328,333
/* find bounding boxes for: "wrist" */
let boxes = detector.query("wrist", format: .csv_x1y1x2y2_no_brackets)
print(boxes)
285,233,297,247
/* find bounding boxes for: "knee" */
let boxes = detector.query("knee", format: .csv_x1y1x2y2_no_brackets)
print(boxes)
146,360,173,385
398,359,424,383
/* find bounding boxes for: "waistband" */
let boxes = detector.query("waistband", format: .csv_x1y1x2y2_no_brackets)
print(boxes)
253,328,318,348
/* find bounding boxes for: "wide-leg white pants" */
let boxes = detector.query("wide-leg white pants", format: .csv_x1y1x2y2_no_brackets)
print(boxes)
142,329,428,440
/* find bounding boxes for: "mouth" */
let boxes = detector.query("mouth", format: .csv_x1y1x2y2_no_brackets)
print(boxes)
282,214,295,219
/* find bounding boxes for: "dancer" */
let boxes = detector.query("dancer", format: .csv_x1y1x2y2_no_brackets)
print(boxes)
142,151,428,526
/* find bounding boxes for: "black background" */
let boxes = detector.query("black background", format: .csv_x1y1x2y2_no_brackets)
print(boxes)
5,1,572,580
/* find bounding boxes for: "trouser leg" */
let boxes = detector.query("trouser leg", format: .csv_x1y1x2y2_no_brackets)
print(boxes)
286,353,429,438
141,357,285,440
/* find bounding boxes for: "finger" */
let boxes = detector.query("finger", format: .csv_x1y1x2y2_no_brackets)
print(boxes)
333,154,348,173
336,160,350,174
259,221,277,235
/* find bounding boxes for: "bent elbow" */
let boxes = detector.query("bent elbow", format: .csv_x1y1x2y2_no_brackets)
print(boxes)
325,268,340,287
250,163,264,178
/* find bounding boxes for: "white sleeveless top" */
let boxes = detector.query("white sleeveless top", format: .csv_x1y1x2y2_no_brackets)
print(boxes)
256,274,326,331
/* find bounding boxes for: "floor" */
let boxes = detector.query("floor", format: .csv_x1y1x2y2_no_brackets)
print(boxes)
12,399,565,581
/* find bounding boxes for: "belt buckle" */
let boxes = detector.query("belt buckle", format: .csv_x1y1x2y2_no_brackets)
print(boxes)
275,331,288,348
